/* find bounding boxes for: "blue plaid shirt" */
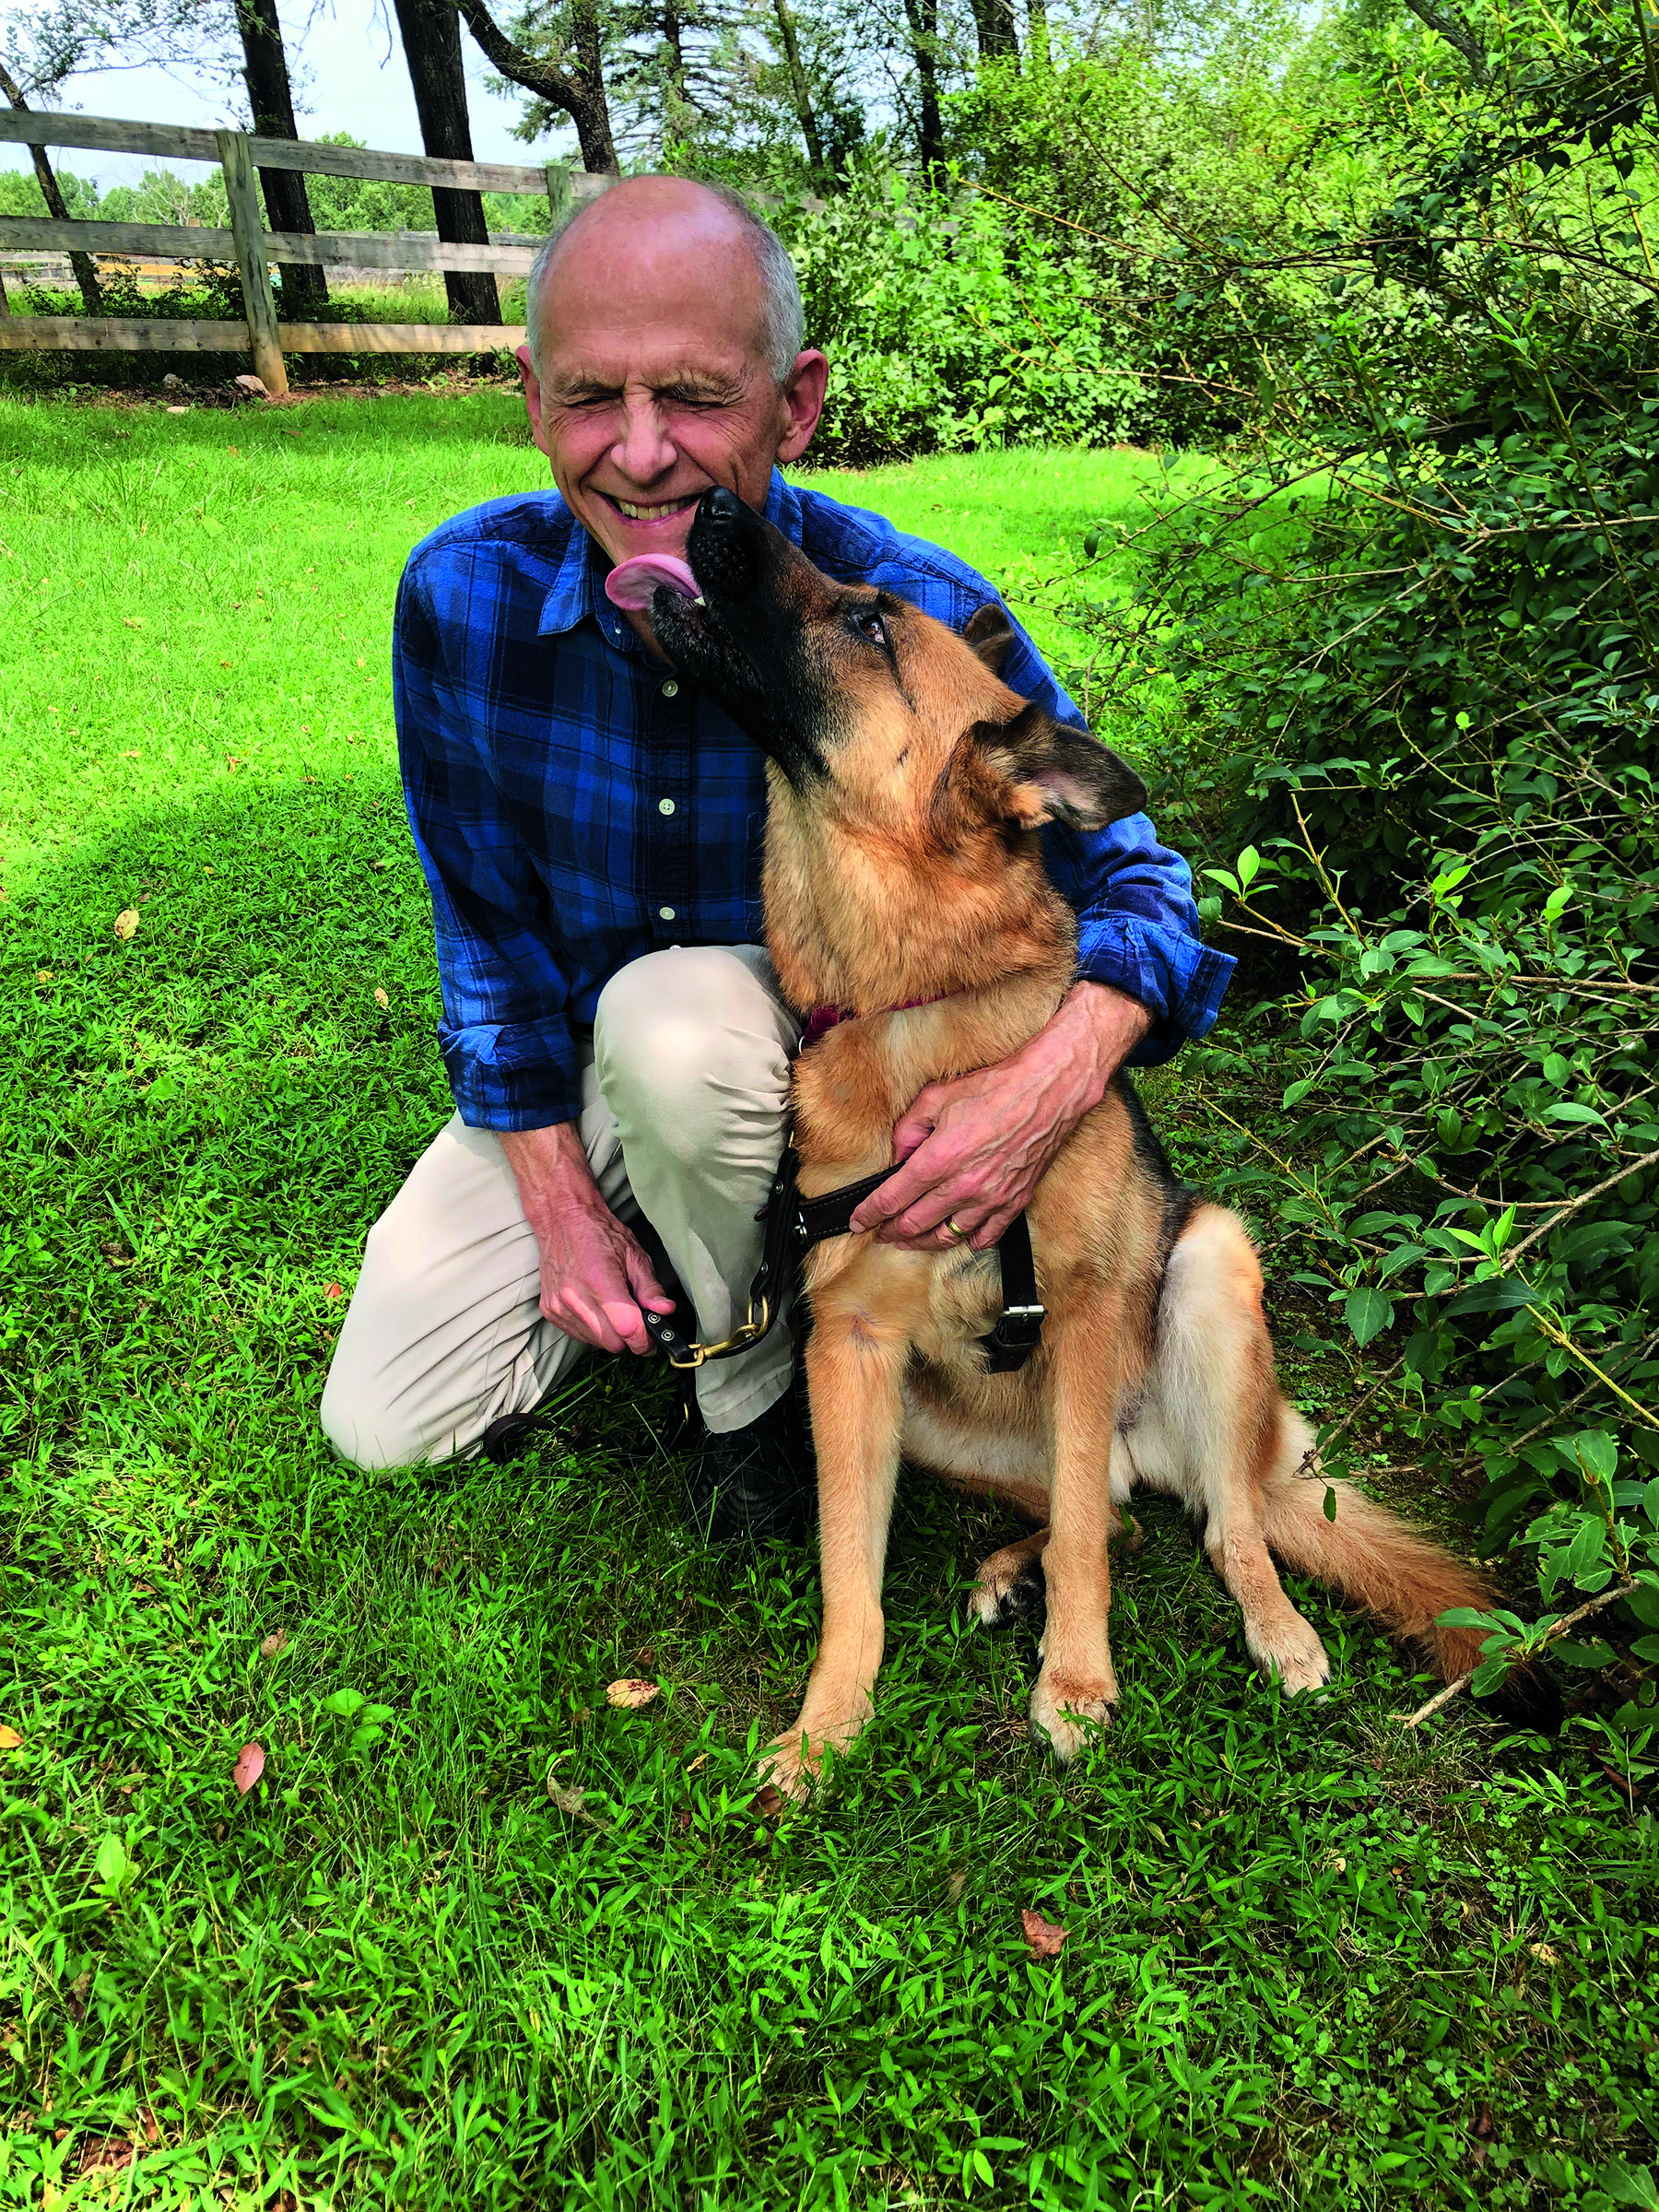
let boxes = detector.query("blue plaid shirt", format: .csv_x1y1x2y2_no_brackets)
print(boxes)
395,468,1234,1132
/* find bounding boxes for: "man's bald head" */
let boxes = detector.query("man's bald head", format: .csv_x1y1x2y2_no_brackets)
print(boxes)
525,176,805,386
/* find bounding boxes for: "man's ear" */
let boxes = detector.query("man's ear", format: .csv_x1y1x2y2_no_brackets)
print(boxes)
970,702,1148,830
963,602,1016,673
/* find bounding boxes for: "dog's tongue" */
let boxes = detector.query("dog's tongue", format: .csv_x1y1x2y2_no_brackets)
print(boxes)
604,554,700,611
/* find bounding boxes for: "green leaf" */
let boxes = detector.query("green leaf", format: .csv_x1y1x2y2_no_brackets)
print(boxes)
1629,1635,1659,1664
1470,1657,1512,1695
322,1688,368,1719
1571,1430,1618,1485
1552,1638,1616,1669
1345,1287,1394,1347
94,1833,135,1888
1438,1607,1503,1631
1323,1486,1337,1523
1595,2159,1659,2211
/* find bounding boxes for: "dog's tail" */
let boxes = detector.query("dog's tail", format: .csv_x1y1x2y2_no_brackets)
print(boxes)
1261,1412,1494,1682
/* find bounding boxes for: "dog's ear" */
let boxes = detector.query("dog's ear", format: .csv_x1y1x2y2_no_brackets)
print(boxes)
970,703,1148,830
962,602,1016,673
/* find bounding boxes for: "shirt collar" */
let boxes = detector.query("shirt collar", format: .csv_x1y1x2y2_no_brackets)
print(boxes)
538,468,805,649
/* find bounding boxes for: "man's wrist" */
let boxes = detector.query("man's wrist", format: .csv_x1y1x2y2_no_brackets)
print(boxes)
1063,981,1153,1105
499,1120,598,1234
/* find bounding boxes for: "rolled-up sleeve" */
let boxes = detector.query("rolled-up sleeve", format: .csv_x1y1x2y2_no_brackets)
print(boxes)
988,604,1235,1066
395,560,582,1130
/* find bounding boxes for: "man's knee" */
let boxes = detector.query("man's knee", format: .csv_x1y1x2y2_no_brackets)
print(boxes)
318,1355,434,1472
594,947,788,1159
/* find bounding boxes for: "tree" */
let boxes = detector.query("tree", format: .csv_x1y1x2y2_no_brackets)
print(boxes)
232,0,327,306
393,0,503,321
453,0,619,173
0,57,102,311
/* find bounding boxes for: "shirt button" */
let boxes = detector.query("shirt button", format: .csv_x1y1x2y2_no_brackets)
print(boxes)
658,905,676,921
657,797,676,816
661,679,678,699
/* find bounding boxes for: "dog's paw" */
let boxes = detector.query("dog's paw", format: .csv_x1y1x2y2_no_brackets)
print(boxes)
968,1545,1045,1630
1247,1613,1331,1696
759,1733,815,1806
1111,1512,1144,1556
1028,1664,1117,1763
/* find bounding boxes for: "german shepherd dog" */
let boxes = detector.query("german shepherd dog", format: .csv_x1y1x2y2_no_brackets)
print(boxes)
653,487,1535,1798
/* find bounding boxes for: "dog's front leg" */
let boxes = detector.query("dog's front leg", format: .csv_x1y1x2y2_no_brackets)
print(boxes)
762,1308,908,1802
1029,1283,1123,1762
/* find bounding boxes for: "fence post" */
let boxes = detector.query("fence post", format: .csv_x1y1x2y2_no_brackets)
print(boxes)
216,128,288,396
545,162,571,226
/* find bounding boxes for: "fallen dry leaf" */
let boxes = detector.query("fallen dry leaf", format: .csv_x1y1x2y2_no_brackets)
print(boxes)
35,970,52,984
606,1678,660,1710
685,1753,707,1773
373,987,389,1008
225,756,246,773
123,616,143,629
226,444,240,455
232,1742,265,1796
546,1771,615,1834
1021,1909,1069,1959
946,1868,968,1905
138,2109,160,2147
754,1783,786,1819
324,1282,343,1300
0,1724,22,1750
76,2138,133,2176
259,1628,288,1659
121,748,139,759
219,660,233,670
113,908,139,941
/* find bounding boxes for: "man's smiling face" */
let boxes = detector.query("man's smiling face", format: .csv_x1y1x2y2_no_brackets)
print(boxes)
518,179,827,584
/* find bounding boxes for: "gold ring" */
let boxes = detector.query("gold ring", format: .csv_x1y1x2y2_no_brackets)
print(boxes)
945,1216,969,1243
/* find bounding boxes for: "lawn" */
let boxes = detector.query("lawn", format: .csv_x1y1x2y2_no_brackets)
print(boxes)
0,390,1653,2211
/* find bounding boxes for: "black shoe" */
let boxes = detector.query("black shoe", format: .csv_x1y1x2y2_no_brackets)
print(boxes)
684,1388,814,1545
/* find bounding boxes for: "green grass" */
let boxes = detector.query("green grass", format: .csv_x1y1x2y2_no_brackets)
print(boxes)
0,391,1653,2211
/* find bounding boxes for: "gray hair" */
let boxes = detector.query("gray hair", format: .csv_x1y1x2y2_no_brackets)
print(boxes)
524,178,806,386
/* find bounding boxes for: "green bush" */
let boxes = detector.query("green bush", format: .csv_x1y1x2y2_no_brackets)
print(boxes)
1083,0,1659,1743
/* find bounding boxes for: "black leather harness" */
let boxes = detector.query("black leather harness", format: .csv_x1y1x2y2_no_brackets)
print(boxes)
642,1139,1046,1375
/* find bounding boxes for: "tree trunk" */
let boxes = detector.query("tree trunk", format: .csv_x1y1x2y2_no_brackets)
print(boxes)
453,0,620,174
0,62,102,312
233,0,327,309
969,0,1018,62
393,0,501,323
771,0,825,171
901,0,944,179
1400,0,1489,83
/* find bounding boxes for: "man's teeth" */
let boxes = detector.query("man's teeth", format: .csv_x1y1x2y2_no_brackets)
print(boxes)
615,496,697,521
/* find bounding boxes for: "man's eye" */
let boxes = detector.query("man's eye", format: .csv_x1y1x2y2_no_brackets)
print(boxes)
853,609,888,648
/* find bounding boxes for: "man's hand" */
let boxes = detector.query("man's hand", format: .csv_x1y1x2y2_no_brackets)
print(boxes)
500,1123,676,1355
849,982,1153,1252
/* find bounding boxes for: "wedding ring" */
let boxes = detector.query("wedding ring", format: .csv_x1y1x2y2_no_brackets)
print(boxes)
945,1216,969,1243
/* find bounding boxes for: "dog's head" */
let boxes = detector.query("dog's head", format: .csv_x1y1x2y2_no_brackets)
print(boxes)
651,488,1147,841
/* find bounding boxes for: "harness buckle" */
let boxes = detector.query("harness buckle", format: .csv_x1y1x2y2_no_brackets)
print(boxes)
980,1300,1046,1375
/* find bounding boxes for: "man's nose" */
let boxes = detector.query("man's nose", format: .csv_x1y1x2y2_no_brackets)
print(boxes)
611,394,676,484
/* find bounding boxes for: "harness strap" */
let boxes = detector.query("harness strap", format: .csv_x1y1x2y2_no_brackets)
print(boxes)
644,1144,1046,1374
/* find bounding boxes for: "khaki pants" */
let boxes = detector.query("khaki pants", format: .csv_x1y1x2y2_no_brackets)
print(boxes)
319,946,799,1469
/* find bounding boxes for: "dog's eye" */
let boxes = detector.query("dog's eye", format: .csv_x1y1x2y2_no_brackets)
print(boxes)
852,608,888,649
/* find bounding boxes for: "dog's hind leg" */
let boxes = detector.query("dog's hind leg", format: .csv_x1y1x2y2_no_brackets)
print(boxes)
1028,1282,1124,1762
762,1300,910,1801
970,1518,1051,1629
1152,1206,1333,1693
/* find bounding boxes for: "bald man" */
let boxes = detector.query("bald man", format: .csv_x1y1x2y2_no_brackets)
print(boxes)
320,178,1233,1540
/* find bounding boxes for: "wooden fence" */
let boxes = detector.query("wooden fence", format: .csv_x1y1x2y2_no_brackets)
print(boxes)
0,107,614,394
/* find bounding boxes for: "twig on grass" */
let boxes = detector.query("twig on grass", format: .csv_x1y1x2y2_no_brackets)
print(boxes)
1399,1576,1636,1727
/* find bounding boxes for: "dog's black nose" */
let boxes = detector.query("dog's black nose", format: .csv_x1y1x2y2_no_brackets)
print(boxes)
700,487,744,526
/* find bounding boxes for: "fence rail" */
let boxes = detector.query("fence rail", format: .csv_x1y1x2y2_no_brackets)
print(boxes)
0,105,613,391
